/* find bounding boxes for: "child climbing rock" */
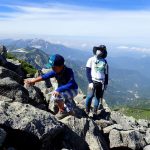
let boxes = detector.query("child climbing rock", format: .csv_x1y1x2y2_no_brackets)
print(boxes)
24,54,78,120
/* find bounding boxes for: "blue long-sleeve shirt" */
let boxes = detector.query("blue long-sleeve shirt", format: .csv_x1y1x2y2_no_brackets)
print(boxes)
86,67,93,83
41,66,78,92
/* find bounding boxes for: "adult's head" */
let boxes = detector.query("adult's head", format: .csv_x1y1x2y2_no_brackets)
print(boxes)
93,45,107,59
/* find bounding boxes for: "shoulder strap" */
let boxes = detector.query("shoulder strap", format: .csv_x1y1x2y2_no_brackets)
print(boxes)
104,59,107,64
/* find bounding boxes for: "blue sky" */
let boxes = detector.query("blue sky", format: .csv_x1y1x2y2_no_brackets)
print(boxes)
0,0,150,50
1,0,150,10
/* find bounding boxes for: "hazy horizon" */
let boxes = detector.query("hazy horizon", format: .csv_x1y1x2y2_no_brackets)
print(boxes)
0,0,150,51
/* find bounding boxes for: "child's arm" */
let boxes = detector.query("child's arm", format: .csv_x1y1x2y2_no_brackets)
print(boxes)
41,70,56,80
24,71,56,86
24,76,43,86
56,80,75,92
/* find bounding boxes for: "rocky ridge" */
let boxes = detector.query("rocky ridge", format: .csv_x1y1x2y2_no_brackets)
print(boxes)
0,45,149,150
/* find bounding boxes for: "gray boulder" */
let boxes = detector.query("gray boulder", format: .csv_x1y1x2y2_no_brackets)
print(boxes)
137,119,149,128
95,119,113,129
109,129,146,149
145,128,150,144
110,111,136,130
0,45,7,57
0,77,29,103
144,145,150,150
35,81,52,103
0,101,64,139
0,66,23,84
0,54,7,66
61,116,109,150
0,101,91,150
103,124,123,134
6,59,24,77
0,45,7,66
0,45,24,77
24,84,46,106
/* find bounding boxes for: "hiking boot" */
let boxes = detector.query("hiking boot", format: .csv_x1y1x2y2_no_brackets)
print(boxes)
56,110,74,120
93,108,97,115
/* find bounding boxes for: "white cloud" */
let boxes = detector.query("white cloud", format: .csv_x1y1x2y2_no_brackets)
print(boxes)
0,3,150,46
117,46,129,49
117,45,150,53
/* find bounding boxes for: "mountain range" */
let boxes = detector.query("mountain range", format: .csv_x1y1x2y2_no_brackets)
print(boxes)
0,38,150,107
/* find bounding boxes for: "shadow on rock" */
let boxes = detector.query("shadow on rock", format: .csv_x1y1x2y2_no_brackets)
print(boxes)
1,125,41,150
93,109,111,121
41,125,90,150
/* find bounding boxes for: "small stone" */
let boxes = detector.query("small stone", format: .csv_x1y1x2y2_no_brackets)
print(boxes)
103,124,123,134
137,119,149,128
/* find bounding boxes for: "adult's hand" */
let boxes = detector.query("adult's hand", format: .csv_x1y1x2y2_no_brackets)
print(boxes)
89,83,94,90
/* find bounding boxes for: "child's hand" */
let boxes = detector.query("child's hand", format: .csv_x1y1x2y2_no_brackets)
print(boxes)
24,79,35,87
52,91,60,97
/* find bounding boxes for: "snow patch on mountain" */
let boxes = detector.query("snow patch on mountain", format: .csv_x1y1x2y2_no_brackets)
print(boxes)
12,48,28,53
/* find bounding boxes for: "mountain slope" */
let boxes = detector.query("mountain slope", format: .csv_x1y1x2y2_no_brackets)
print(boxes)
10,47,49,69
6,47,88,94
0,39,91,62
1,39,150,108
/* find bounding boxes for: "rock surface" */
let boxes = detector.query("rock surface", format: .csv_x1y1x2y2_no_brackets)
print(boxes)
0,77,29,103
145,128,150,144
0,66,23,84
144,145,150,150
0,101,63,139
61,116,109,150
109,129,146,149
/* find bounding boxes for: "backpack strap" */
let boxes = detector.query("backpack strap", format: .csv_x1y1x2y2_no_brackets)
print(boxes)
104,59,109,85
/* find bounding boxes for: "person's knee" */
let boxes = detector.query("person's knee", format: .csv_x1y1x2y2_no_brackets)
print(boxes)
85,95,93,104
86,92,94,100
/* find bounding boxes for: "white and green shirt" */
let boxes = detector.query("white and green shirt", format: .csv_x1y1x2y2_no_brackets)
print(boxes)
86,56,108,83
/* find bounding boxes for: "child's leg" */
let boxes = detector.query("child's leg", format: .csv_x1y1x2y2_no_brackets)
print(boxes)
50,95,63,113
60,89,78,112
85,87,95,113
56,100,65,112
